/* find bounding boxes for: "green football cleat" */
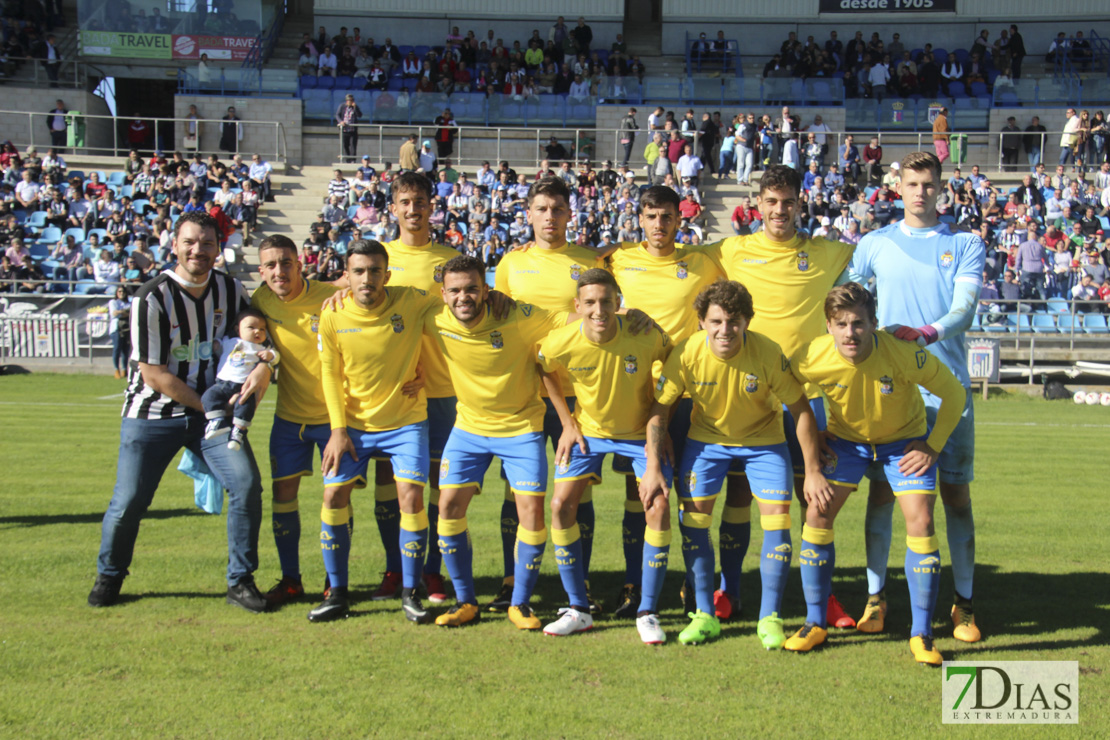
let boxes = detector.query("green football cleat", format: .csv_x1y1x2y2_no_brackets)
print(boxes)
757,613,786,650
678,610,721,646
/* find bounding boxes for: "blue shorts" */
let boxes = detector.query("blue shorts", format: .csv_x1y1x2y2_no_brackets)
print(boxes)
322,421,430,489
678,440,793,503
442,428,547,497
827,436,937,494
613,397,693,477
269,416,332,481
556,436,673,488
865,387,974,486
427,396,458,462
498,397,574,483
784,397,827,476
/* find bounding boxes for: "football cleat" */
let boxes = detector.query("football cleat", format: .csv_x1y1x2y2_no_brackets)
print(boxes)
543,607,594,636
757,613,786,650
611,584,640,620
435,602,480,627
484,579,514,612
714,589,741,621
910,634,943,665
827,594,856,628
678,610,721,646
422,572,448,605
508,604,542,630
951,596,981,643
401,588,432,624
784,622,828,652
636,613,666,645
370,571,402,601
87,573,124,608
264,575,305,607
322,575,331,600
857,593,887,633
307,587,349,622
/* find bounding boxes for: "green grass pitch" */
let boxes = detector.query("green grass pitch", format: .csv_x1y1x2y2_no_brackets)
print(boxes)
1,374,1107,738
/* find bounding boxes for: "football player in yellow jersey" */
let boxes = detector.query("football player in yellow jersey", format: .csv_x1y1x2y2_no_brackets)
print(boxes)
786,283,965,665
311,240,440,625
595,186,734,620
251,235,340,607
376,170,461,607
536,269,673,640
640,280,832,648
489,176,607,613
697,164,859,628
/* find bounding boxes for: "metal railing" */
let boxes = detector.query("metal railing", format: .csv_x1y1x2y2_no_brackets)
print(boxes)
0,110,288,162
0,56,89,89
971,297,1109,348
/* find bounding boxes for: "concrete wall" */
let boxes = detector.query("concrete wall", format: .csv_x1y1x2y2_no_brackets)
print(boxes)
173,95,304,165
0,88,113,154
661,20,1110,57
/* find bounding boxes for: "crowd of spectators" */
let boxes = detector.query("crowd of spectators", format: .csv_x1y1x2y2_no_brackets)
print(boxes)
0,138,276,294
298,17,645,103
0,0,65,84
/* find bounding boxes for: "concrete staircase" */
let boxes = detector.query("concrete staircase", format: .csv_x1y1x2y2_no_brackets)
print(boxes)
0,6,84,88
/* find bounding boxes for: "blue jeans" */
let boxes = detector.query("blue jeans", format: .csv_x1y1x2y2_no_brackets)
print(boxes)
736,145,754,182
110,330,128,373
718,149,735,178
97,415,263,585
1027,147,1041,170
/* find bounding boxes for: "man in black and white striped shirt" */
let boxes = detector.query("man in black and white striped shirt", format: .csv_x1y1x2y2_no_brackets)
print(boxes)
89,211,273,613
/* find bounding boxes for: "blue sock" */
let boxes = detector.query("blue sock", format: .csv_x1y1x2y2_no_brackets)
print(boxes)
374,483,401,573
718,505,751,599
944,502,975,600
679,508,714,615
578,492,596,578
905,535,942,637
622,500,646,585
272,498,301,580
320,505,351,589
438,517,475,605
500,489,518,580
864,499,895,595
423,498,442,576
800,525,835,627
637,526,671,613
398,510,429,590
759,514,792,619
511,525,547,606
552,525,588,610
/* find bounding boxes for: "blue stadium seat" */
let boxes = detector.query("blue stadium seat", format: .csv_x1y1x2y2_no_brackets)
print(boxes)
1047,298,1070,313
63,227,86,242
87,228,109,242
29,242,50,259
1083,314,1109,333
316,75,335,90
415,45,431,58
947,82,967,98
106,171,126,187
997,91,1019,106
970,81,988,97
1030,313,1057,333
334,75,354,90
67,170,85,183
132,199,150,213
303,89,333,119
119,185,134,198
953,49,970,65
299,74,317,91
932,48,948,62
25,211,48,232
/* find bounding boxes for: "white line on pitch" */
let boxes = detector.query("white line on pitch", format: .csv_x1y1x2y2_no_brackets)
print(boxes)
978,421,1110,428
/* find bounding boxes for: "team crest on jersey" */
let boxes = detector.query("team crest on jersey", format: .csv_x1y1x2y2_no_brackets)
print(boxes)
796,251,809,272
940,250,955,268
390,313,405,333
675,261,688,280
744,373,759,393
624,355,638,374
310,314,320,334
433,264,445,283
228,349,246,368
879,375,894,395
490,330,504,349
212,309,224,328
570,264,583,281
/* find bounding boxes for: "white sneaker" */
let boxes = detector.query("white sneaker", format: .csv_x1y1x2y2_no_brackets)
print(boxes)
204,418,229,439
637,613,666,645
542,607,593,636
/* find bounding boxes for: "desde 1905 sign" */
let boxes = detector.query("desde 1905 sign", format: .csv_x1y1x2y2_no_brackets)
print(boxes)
819,0,956,12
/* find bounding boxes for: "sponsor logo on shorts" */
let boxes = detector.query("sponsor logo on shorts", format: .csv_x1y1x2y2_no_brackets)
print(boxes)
514,480,541,488
439,459,449,478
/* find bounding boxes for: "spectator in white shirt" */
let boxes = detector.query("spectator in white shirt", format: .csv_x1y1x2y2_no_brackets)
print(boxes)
318,46,338,77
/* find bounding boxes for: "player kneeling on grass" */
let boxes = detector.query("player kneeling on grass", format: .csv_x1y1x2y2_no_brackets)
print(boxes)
537,269,674,641
786,283,966,665
640,279,832,648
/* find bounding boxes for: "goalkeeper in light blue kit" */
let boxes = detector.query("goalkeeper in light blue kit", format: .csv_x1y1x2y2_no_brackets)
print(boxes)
848,151,985,643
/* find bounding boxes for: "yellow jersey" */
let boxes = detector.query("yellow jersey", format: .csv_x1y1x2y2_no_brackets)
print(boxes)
609,242,723,344
791,332,966,450
384,238,459,399
701,232,854,373
656,330,804,446
427,302,568,437
317,286,439,432
251,278,337,426
538,318,671,440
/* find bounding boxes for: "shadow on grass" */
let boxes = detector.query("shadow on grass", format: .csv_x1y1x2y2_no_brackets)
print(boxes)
0,508,203,528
